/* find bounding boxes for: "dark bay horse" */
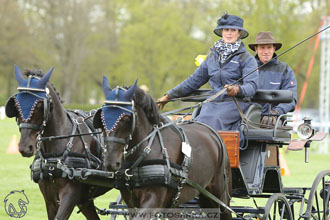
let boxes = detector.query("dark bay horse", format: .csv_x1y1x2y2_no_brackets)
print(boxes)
5,65,109,220
93,76,232,219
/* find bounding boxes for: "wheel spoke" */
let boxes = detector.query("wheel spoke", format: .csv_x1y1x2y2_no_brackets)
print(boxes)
262,193,293,220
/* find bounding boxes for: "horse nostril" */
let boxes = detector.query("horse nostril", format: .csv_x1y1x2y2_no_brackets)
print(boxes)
28,145,34,153
115,162,121,169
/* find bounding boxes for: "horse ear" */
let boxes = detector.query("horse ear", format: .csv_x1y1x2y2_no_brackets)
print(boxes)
14,64,25,86
92,109,103,129
123,79,138,101
102,75,112,97
5,96,18,118
38,67,54,88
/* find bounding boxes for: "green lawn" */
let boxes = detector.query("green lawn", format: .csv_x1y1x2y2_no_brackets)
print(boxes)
0,117,120,220
0,117,329,219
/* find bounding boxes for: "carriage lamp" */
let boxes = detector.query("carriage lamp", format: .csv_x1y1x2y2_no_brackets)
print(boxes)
297,117,314,139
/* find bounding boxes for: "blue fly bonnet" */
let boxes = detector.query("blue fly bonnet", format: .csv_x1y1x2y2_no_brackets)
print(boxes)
5,65,54,122
93,75,137,133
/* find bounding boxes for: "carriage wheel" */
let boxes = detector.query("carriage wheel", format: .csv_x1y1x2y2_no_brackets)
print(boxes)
304,170,330,220
262,193,293,220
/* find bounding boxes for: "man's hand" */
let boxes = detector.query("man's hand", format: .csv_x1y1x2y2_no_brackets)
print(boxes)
261,109,280,127
157,94,170,109
225,84,240,97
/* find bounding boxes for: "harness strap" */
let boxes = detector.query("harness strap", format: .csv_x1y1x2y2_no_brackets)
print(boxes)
125,121,176,157
105,136,129,145
185,178,238,216
156,129,171,185
61,112,78,161
127,129,157,171
19,123,40,130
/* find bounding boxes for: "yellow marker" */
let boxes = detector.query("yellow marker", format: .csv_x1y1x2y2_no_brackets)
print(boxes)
194,55,207,66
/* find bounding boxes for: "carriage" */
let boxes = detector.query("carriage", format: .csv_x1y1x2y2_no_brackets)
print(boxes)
95,88,329,220
5,66,330,220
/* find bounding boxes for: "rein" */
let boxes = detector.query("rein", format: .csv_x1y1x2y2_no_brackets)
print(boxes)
40,131,103,142
232,97,292,130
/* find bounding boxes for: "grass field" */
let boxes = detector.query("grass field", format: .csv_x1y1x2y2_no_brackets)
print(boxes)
0,117,120,220
0,116,329,219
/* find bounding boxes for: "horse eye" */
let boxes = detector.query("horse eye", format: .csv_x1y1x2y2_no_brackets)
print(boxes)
122,115,132,123
36,102,43,108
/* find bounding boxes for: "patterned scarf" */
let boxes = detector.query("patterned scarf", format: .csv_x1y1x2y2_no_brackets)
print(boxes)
214,39,241,63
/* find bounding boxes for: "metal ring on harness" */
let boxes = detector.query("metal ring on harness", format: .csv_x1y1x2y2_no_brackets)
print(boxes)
125,169,133,178
74,117,84,125
176,116,184,125
68,168,75,180
80,168,88,180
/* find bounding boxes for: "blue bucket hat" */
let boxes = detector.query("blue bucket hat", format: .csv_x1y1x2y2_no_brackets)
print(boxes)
213,13,249,39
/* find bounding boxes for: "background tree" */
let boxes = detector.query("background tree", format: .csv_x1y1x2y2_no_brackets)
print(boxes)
0,0,328,110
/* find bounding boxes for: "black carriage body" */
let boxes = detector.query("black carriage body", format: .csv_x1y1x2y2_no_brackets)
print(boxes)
232,97,292,197
187,89,293,197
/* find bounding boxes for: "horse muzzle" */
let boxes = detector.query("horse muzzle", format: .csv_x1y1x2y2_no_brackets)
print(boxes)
104,160,121,172
19,143,35,157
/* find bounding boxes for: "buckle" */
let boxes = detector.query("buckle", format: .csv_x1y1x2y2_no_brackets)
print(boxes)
143,147,151,154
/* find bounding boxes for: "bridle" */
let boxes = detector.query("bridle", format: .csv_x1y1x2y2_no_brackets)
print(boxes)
13,74,53,135
103,99,137,156
16,89,52,134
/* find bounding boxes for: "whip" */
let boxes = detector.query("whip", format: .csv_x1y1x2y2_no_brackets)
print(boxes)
157,24,330,104
204,25,330,103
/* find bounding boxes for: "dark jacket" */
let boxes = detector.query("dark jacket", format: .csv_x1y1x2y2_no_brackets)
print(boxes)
168,42,258,131
257,56,297,115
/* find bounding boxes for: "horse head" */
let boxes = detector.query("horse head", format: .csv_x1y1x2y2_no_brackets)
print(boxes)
93,76,138,172
5,65,54,157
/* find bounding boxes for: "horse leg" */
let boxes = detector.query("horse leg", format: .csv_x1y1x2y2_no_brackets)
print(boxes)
208,174,232,220
54,182,82,220
38,180,59,220
79,200,100,220
131,188,169,220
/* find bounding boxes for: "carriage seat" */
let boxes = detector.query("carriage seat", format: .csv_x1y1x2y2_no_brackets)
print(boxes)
186,89,294,142
182,89,293,104
244,104,292,142
244,90,293,142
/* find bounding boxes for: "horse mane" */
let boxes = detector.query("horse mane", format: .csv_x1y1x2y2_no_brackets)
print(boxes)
24,69,64,103
133,86,163,125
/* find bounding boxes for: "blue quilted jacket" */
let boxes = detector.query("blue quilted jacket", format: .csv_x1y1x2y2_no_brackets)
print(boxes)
257,56,297,115
167,42,258,132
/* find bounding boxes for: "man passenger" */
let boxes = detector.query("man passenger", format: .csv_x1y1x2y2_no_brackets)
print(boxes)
249,31,297,126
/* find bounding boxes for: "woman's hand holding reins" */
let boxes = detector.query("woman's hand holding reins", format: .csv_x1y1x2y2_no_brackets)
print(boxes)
225,84,240,96
157,94,170,109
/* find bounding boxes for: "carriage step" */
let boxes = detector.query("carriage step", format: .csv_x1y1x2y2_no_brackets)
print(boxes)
231,206,265,214
109,202,127,209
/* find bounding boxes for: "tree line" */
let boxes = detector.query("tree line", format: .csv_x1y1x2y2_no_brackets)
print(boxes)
0,0,329,109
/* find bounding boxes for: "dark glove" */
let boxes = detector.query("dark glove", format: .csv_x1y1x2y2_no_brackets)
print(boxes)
225,84,240,97
261,109,280,128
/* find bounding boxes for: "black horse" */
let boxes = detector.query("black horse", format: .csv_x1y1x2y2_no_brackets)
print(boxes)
93,76,232,219
5,65,109,220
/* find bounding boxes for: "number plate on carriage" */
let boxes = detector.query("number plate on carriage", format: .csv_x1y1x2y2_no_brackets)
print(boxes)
182,142,191,157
